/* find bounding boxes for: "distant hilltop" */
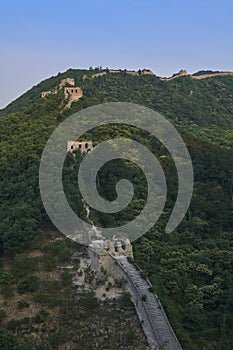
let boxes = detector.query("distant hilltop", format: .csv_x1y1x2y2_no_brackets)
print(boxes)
83,68,154,80
160,69,233,81
86,68,233,81
40,68,233,110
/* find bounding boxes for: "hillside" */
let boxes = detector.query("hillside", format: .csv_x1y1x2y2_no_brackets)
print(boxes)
0,68,232,350
1,68,233,148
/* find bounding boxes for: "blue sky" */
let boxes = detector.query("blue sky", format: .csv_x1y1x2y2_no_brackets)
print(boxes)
0,0,233,108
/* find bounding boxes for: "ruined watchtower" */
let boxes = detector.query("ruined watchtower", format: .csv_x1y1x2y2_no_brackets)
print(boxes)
64,87,83,101
67,141,93,153
88,238,133,275
41,78,83,108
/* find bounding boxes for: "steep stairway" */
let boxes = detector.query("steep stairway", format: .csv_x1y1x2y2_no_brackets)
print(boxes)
113,256,183,350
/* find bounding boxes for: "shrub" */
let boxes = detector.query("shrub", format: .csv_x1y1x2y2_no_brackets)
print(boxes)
0,309,7,323
119,292,132,307
127,257,134,264
11,253,38,279
114,277,126,288
0,285,14,299
61,271,72,287
49,242,71,262
43,256,56,271
0,271,15,285
34,309,49,324
142,294,147,302
140,271,147,279
17,299,30,309
17,275,39,294
33,291,62,307
149,286,155,293
126,329,135,344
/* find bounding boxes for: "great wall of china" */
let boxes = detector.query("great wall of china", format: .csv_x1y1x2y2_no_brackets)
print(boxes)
84,68,233,81
41,70,233,109
55,68,233,345
159,69,233,81
41,77,83,109
88,238,183,350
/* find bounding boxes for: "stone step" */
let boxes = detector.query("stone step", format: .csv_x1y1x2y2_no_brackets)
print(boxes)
114,256,183,350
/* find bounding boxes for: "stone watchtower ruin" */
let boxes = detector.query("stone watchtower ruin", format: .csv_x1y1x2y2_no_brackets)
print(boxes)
67,141,93,153
64,87,83,100
88,238,133,275
41,77,83,108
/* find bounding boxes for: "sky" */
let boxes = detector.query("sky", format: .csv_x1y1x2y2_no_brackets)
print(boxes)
0,0,233,109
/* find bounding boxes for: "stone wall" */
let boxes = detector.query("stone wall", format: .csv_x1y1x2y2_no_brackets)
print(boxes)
92,71,107,78
87,239,183,349
41,91,52,98
41,78,82,105
112,256,183,350
89,69,155,79
141,69,154,75
109,69,121,74
59,78,75,87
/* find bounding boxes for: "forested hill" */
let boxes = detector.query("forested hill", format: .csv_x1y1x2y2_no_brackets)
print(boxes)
1,67,233,147
0,68,232,350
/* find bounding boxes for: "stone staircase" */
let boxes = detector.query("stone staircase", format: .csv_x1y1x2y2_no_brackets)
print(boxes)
113,256,183,350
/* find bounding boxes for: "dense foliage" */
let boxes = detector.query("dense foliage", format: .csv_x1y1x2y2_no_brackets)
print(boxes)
0,68,232,349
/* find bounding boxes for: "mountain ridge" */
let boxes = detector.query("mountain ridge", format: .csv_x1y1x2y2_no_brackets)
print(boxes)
1,67,233,115
0,67,232,350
